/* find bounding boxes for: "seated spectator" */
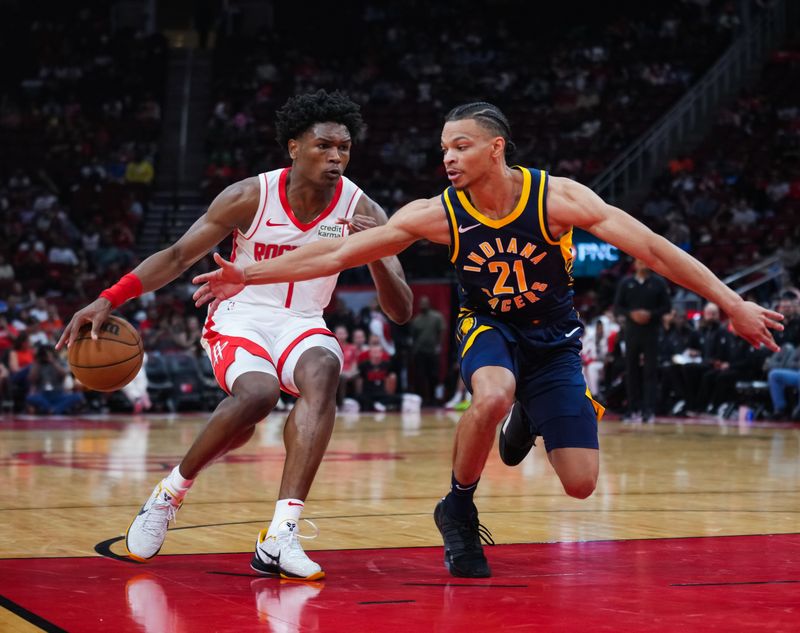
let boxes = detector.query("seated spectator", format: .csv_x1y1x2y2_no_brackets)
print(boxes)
765,342,800,419
352,327,368,358
671,303,733,415
25,345,84,415
357,333,388,364
658,309,695,413
0,316,19,354
355,342,400,412
8,334,35,397
122,352,152,414
0,360,11,411
334,325,359,406
0,254,14,282
48,236,80,266
581,317,612,399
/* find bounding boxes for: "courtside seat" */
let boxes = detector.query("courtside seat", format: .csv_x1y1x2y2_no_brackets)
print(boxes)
734,380,771,419
145,352,175,412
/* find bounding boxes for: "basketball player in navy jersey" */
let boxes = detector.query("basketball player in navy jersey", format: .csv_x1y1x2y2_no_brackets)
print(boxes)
193,102,784,578
56,90,412,580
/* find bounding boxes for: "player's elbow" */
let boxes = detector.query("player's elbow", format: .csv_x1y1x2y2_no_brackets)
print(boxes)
388,302,413,325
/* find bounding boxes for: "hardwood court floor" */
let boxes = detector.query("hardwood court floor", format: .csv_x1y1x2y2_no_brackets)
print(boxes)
0,410,798,632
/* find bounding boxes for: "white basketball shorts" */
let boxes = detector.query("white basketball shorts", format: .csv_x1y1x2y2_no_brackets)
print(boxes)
200,299,343,397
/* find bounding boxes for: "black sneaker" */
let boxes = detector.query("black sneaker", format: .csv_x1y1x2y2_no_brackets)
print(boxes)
433,499,494,578
498,401,537,466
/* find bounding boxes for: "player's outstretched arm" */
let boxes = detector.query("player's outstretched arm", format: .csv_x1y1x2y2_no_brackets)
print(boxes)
56,180,256,349
192,198,446,307
549,176,784,351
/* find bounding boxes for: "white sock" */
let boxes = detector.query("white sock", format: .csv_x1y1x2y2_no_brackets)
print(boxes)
164,465,194,498
267,498,304,535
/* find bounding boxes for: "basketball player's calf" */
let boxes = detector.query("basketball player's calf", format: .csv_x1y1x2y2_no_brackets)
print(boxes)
548,446,598,499
125,375,279,562
435,371,513,578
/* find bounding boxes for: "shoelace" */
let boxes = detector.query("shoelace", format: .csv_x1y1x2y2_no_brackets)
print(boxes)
295,518,319,541
278,519,320,562
476,522,495,546
448,516,495,553
141,497,180,536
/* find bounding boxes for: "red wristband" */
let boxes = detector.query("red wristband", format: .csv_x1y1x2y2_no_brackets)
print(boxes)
99,273,143,308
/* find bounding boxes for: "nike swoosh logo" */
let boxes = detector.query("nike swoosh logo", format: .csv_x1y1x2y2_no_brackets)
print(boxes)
458,223,481,233
287,501,304,507
564,327,581,338
266,219,288,227
258,548,281,566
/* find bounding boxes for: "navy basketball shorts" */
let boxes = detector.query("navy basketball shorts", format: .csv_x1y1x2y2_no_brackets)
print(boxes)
457,312,604,452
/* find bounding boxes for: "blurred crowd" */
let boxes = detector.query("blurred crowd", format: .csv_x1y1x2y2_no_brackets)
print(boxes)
0,1,798,421
202,0,739,281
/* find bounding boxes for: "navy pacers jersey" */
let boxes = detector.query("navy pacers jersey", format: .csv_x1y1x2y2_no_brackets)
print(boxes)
442,166,574,326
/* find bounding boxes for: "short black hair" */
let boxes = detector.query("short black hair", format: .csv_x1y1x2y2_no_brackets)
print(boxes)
445,101,516,156
275,89,365,148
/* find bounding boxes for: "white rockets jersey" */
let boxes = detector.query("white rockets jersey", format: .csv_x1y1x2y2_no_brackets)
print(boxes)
228,167,362,316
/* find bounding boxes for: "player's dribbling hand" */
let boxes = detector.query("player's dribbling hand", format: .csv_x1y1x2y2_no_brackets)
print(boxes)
55,297,113,350
728,300,784,352
191,252,246,307
337,214,377,234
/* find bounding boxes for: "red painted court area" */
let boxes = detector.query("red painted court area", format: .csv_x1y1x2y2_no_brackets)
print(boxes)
1,535,798,632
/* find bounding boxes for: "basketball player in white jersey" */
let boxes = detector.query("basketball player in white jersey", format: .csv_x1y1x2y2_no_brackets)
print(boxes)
56,90,413,580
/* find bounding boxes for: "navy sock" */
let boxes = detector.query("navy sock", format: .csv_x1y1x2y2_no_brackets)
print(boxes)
444,472,479,518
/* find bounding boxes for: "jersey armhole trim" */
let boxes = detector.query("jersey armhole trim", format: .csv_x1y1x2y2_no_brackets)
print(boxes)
343,187,362,222
443,189,460,263
242,172,269,240
537,170,560,246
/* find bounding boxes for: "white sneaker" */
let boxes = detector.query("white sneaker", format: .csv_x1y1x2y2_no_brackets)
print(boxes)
125,481,182,561
251,520,324,580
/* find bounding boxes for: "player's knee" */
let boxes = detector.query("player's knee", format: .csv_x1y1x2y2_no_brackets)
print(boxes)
297,352,341,398
562,476,597,499
472,389,514,424
232,384,280,421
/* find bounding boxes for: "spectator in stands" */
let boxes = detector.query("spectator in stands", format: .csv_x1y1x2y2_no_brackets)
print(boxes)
355,341,400,412
25,344,84,415
776,237,800,281
352,327,368,358
658,309,695,413
29,298,49,323
773,296,800,346
0,254,14,282
614,258,672,422
361,300,395,358
39,305,63,340
0,360,11,411
8,334,34,398
766,345,800,421
581,317,611,400
409,296,444,406
122,353,152,415
334,325,359,407
0,316,18,354
125,151,155,187
675,302,734,416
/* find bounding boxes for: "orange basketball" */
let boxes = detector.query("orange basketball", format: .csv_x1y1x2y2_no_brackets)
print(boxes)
68,315,144,392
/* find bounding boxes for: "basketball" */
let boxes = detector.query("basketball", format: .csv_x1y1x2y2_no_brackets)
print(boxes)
67,315,144,392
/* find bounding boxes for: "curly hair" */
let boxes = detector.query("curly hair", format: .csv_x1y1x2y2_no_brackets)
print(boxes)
275,89,365,148
445,101,516,157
